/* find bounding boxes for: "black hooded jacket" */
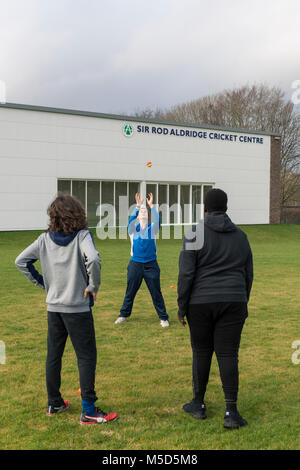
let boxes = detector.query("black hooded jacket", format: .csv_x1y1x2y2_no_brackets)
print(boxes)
177,212,253,316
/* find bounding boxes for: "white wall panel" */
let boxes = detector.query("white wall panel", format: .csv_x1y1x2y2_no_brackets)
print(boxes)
0,210,49,231
0,175,56,194
0,192,53,211
0,157,56,177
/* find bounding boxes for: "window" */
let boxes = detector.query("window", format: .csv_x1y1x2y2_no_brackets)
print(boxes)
101,181,114,226
101,181,114,206
57,180,71,194
146,183,157,204
129,182,140,211
169,184,178,224
57,180,213,227
115,182,128,227
203,185,213,201
180,185,190,224
192,185,202,223
158,184,168,224
87,181,100,228
72,180,86,208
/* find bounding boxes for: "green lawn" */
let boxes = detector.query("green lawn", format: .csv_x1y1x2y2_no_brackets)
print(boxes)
0,225,299,450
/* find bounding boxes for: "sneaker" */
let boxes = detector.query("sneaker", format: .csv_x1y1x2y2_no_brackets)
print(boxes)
223,410,248,429
80,407,118,425
160,320,169,327
183,400,207,419
46,400,70,416
115,316,127,324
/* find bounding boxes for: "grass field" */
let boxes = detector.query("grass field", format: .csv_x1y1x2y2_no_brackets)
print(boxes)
0,225,299,450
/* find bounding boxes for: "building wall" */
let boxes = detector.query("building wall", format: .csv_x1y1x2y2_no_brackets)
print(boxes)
0,105,273,230
270,136,281,224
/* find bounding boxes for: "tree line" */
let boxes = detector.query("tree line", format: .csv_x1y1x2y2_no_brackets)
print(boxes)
132,84,300,210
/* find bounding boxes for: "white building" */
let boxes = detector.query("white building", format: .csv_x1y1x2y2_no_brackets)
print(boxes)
0,102,281,231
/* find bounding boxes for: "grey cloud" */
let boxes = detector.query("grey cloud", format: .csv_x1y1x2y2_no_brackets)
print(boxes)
1,0,299,114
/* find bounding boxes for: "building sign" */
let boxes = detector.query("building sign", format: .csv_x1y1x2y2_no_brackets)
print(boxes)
123,123,264,144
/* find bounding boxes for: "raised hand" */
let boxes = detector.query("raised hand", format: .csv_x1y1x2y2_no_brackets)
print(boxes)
135,193,144,206
146,192,153,208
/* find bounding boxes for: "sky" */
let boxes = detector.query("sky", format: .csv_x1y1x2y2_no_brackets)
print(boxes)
0,0,299,115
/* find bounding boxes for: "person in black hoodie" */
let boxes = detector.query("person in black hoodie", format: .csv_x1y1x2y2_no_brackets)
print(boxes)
177,188,253,429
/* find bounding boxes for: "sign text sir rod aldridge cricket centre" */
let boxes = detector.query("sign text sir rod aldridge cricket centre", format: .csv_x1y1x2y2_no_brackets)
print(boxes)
134,124,264,144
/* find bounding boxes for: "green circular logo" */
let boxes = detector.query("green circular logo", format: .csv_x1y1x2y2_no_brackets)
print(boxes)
123,123,134,137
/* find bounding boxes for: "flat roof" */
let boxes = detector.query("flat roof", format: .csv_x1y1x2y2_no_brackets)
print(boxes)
0,102,281,137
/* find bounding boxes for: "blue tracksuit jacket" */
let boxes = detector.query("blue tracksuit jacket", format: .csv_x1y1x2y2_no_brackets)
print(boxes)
128,206,161,263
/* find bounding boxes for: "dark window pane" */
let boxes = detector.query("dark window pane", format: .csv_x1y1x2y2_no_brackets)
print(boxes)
180,185,190,224
57,179,71,194
192,185,202,223
102,181,114,206
115,182,128,226
169,184,178,224
146,184,157,204
129,182,140,210
72,180,86,209
158,184,167,205
101,181,114,226
158,184,167,224
203,185,213,201
146,184,157,223
87,181,100,227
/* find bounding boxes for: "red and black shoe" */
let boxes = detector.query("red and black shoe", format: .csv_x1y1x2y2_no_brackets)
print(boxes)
46,400,70,416
80,407,117,424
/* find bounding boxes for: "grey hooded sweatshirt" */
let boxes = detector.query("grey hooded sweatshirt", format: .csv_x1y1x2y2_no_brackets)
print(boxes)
177,211,253,316
15,230,101,313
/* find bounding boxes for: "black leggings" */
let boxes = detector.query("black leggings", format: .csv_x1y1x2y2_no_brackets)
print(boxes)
187,302,247,403
46,310,98,406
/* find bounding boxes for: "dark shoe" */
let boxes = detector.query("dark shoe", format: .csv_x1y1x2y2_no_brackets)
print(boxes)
223,411,248,429
46,400,70,416
80,407,118,424
183,400,207,419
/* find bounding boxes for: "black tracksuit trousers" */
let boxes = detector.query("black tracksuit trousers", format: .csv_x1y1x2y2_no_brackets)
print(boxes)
187,302,247,404
46,310,98,406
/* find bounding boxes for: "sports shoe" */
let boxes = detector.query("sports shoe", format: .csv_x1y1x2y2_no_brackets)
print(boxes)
160,320,169,327
80,407,118,425
46,400,70,416
115,316,127,324
183,400,207,419
223,410,248,429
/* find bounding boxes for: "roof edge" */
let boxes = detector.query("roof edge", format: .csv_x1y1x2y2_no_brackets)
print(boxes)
0,102,282,137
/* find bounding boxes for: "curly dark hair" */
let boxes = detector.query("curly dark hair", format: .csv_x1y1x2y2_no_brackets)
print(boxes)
47,193,88,235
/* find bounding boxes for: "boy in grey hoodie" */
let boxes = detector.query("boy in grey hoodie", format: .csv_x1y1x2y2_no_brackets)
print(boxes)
15,193,117,424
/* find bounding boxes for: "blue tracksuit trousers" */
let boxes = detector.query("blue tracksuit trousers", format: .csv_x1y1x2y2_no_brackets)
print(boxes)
120,259,168,321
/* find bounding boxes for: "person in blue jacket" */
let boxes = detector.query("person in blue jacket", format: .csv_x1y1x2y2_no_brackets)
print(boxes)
115,192,169,327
